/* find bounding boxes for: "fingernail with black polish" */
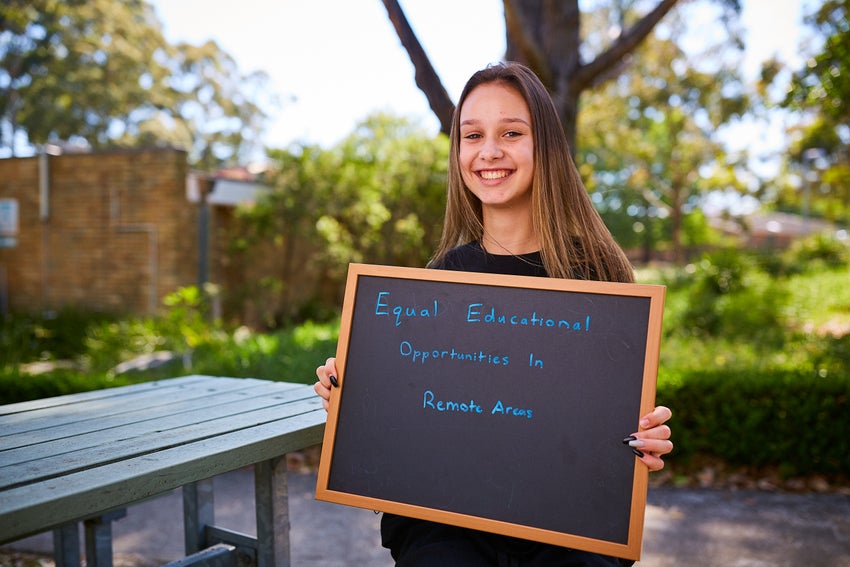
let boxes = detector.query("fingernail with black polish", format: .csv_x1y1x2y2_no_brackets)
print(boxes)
622,435,637,445
632,448,645,458
329,375,339,388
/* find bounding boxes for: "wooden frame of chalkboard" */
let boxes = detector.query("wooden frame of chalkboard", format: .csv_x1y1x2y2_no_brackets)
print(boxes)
316,263,665,561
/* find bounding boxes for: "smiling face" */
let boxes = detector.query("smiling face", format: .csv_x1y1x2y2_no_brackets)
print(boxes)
458,82,535,218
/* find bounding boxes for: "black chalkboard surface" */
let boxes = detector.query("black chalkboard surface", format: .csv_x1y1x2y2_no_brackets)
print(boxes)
316,263,665,560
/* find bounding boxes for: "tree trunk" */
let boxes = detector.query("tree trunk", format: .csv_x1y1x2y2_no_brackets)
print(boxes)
504,0,582,149
379,0,679,151
670,183,684,263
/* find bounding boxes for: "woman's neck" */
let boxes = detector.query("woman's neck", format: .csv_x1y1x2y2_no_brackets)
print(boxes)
481,209,539,255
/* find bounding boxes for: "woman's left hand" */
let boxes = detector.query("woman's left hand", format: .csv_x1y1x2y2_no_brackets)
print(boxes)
628,406,673,472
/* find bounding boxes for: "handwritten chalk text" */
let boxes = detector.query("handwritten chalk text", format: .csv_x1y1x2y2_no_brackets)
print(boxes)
375,291,439,327
422,390,533,420
422,390,483,414
491,399,533,419
466,303,590,332
399,340,509,366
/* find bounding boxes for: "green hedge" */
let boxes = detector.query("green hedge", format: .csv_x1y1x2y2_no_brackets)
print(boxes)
6,365,847,480
658,367,850,477
3,250,849,482
0,367,147,404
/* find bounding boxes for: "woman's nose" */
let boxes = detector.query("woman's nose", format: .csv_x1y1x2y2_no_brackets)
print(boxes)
479,137,503,160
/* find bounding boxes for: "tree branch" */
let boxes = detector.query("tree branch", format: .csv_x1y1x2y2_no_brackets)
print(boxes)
574,0,679,90
380,0,455,135
502,0,552,85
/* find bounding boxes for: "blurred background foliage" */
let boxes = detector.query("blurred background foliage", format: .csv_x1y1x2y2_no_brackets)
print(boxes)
2,0,849,485
2,236,848,481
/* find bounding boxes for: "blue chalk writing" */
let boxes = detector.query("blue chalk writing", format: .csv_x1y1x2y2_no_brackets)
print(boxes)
491,400,533,419
399,340,509,366
466,303,590,332
420,391,534,420
375,291,439,326
423,390,483,414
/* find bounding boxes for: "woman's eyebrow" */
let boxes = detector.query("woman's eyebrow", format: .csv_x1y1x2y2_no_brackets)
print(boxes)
460,117,530,127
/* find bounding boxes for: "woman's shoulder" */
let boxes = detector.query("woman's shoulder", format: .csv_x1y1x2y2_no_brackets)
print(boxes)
432,242,485,271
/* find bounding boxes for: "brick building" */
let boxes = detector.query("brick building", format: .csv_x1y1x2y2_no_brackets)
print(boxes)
0,147,317,323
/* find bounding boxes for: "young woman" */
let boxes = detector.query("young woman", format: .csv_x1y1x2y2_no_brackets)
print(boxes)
315,62,673,567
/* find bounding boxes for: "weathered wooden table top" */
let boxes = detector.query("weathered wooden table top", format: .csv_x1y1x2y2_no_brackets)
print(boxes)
0,374,326,543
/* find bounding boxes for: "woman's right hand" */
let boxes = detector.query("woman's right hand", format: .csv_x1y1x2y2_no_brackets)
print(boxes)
314,357,338,411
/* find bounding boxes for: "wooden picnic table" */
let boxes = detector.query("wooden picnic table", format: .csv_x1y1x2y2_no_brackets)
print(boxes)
0,375,326,567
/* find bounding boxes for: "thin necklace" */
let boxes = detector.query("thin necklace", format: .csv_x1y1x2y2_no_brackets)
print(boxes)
481,232,542,268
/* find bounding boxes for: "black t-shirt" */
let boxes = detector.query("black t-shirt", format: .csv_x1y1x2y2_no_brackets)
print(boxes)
433,241,548,278
380,241,632,567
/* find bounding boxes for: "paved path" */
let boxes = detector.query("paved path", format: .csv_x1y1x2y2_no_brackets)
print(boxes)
3,468,849,566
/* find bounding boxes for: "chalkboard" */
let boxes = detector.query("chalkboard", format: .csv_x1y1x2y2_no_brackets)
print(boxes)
315,263,665,560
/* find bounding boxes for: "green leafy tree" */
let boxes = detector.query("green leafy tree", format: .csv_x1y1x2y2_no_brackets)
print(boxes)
578,7,748,262
319,114,448,272
231,142,338,322
778,0,850,225
0,0,272,169
1,0,165,152
151,40,275,170
237,114,448,319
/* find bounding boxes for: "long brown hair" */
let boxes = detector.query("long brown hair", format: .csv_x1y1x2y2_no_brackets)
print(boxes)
429,62,634,284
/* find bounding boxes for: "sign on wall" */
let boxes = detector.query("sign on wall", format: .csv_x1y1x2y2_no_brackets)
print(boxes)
0,199,18,248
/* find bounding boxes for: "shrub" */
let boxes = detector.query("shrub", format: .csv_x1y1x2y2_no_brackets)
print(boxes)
3,266,847,482
677,249,789,342
0,367,144,404
188,319,339,383
0,308,119,364
784,232,850,269
807,333,850,378
658,367,850,477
